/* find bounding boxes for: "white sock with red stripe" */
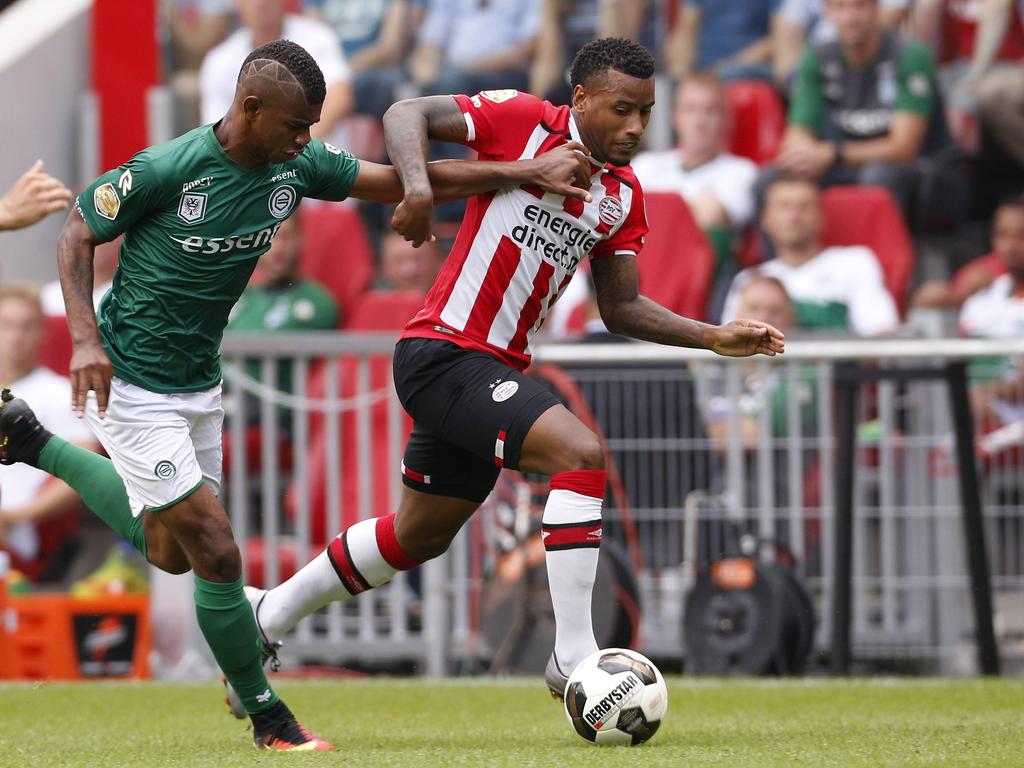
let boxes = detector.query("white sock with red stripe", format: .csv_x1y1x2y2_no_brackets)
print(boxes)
255,513,420,644
543,469,606,675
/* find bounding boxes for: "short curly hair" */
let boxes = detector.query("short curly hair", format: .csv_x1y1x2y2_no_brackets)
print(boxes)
569,38,656,91
239,39,327,105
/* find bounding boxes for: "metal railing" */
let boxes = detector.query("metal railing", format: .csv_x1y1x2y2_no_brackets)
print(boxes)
220,333,1024,675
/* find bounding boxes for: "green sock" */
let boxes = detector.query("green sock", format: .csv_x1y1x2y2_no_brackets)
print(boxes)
194,575,279,715
37,436,147,558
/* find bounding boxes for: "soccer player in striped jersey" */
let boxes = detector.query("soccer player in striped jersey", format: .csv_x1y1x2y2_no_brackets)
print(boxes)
246,38,785,701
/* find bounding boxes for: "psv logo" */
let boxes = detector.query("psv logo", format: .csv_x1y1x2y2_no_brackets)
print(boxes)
598,195,624,226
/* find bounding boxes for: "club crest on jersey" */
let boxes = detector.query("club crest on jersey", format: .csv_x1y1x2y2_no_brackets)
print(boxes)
269,185,297,219
94,183,120,220
178,192,208,223
480,89,518,104
598,195,624,226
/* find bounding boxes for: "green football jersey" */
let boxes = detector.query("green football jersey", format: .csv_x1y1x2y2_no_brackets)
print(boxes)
75,124,360,393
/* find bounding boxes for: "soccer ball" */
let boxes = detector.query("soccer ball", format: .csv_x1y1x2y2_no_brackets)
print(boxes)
563,648,668,746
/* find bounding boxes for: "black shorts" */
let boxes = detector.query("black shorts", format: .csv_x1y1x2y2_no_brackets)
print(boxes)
393,338,560,503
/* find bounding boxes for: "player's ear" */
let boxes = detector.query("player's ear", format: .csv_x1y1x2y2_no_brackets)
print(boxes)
242,94,263,122
571,84,588,115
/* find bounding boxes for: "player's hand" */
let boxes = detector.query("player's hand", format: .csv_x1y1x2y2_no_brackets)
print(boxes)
392,192,436,248
70,341,113,419
0,160,73,231
528,141,594,203
707,320,785,358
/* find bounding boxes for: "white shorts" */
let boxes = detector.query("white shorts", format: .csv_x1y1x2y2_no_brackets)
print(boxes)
85,377,223,516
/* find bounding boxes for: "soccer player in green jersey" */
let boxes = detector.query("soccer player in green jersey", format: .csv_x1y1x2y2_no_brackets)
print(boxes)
0,39,592,751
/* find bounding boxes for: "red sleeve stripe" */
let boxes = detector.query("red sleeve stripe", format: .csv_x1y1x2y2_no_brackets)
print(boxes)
541,521,603,551
327,532,371,596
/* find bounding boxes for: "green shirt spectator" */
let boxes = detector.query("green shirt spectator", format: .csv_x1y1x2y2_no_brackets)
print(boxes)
227,214,339,416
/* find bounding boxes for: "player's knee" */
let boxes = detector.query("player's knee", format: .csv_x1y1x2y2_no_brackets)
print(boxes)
564,432,605,472
401,528,457,562
202,539,242,581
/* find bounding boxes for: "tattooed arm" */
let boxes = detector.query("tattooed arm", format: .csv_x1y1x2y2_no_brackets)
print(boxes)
57,211,113,417
590,254,785,357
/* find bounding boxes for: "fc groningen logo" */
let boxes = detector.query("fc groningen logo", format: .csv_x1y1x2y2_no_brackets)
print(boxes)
154,460,177,480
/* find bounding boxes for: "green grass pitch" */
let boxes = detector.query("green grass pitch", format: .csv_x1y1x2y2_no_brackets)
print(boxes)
0,678,1021,767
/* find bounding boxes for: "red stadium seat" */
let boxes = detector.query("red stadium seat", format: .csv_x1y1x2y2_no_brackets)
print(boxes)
343,290,426,331
819,186,915,313
637,192,716,322
951,252,1005,298
725,81,785,166
298,203,375,320
39,315,73,377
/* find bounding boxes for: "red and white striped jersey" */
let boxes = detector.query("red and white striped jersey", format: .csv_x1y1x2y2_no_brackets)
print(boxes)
401,89,648,370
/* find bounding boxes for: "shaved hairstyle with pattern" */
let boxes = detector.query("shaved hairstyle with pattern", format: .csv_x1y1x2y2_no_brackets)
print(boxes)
238,39,326,106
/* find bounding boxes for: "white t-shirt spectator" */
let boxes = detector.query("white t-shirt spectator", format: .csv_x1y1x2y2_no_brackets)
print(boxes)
0,368,93,561
779,0,910,44
199,15,351,125
417,0,541,68
959,274,1024,337
40,279,112,316
722,246,899,336
631,148,758,229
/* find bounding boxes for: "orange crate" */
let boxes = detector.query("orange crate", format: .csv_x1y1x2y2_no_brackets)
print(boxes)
0,589,150,680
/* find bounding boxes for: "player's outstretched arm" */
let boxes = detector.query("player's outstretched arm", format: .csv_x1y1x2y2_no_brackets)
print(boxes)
591,253,785,357
57,211,114,418
0,160,72,231
382,95,475,246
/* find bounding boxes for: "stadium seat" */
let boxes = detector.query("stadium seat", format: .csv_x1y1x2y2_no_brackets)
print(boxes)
725,81,785,166
343,289,426,331
637,192,716,322
951,252,1005,297
819,186,915,313
39,315,73,377
298,203,375,320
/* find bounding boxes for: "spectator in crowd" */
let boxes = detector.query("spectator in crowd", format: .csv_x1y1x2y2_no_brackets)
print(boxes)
723,173,899,335
227,213,338,411
0,283,98,578
200,0,353,136
956,194,1024,334
910,0,1024,153
531,0,655,103
167,0,237,130
667,0,780,81
377,232,445,294
41,237,120,316
954,194,1024,421
913,192,1024,309
632,74,758,283
303,0,424,117
0,160,72,232
699,275,813,449
774,0,910,85
408,0,542,96
777,0,954,220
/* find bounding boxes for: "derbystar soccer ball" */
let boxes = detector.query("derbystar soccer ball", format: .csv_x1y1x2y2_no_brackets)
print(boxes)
563,648,668,746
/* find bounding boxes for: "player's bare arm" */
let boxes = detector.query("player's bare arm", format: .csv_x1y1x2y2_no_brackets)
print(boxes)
382,95,594,247
590,253,785,357
351,146,594,245
56,211,113,417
